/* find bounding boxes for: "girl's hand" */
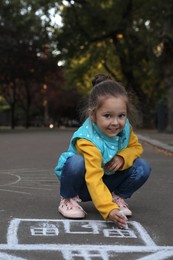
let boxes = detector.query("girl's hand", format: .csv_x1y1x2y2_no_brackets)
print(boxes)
109,209,128,229
105,155,124,172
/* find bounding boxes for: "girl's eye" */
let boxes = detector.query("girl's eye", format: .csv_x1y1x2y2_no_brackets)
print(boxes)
104,114,111,119
119,113,126,118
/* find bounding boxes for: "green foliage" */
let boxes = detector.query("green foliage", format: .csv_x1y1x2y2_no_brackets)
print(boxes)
53,0,173,127
1,0,173,128
0,96,10,110
0,0,59,128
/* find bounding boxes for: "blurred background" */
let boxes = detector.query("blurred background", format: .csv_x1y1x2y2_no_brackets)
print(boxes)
0,0,173,132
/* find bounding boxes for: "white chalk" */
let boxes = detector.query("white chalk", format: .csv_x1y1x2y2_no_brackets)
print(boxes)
119,210,128,229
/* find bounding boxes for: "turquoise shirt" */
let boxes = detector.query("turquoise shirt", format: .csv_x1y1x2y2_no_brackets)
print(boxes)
54,117,130,178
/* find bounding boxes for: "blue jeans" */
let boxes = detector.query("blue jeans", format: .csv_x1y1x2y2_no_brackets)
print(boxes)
60,155,151,201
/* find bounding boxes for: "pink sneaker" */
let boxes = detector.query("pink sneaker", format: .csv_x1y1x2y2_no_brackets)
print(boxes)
112,193,132,217
58,196,86,219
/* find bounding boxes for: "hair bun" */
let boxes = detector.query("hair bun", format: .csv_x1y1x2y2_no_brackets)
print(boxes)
92,74,112,87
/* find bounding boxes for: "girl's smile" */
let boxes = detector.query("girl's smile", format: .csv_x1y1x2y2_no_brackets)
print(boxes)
90,96,127,137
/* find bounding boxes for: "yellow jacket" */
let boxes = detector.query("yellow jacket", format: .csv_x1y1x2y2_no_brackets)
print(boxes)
76,126,143,220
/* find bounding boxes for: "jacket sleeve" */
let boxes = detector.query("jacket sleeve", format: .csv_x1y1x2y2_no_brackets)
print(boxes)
118,126,143,170
76,139,119,220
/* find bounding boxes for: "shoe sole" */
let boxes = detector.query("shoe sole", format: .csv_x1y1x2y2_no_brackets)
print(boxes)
126,214,132,218
58,208,86,220
124,212,132,218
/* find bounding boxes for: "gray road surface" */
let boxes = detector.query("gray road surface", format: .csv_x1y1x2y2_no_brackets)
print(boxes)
0,128,173,260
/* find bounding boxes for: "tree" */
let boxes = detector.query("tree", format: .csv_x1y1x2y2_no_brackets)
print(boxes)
149,0,173,131
45,68,82,125
0,0,59,128
54,0,172,128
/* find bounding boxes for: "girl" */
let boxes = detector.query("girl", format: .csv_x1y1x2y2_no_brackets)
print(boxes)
54,74,151,229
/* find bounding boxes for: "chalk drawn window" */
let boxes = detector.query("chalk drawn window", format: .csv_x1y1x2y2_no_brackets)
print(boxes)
103,228,137,238
63,250,108,260
30,227,59,236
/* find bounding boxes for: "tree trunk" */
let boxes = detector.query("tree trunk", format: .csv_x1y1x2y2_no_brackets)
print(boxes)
10,82,17,129
165,73,173,132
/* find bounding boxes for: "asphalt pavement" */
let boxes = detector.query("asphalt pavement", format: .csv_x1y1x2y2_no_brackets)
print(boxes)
0,127,173,260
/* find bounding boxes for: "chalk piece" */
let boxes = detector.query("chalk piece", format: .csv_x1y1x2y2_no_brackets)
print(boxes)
119,211,128,230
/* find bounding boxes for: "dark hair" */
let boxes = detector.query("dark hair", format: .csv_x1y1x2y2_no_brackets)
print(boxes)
89,73,130,112
80,73,138,124
91,74,112,86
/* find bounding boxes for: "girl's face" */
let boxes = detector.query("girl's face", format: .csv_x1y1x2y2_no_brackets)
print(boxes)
90,96,127,137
